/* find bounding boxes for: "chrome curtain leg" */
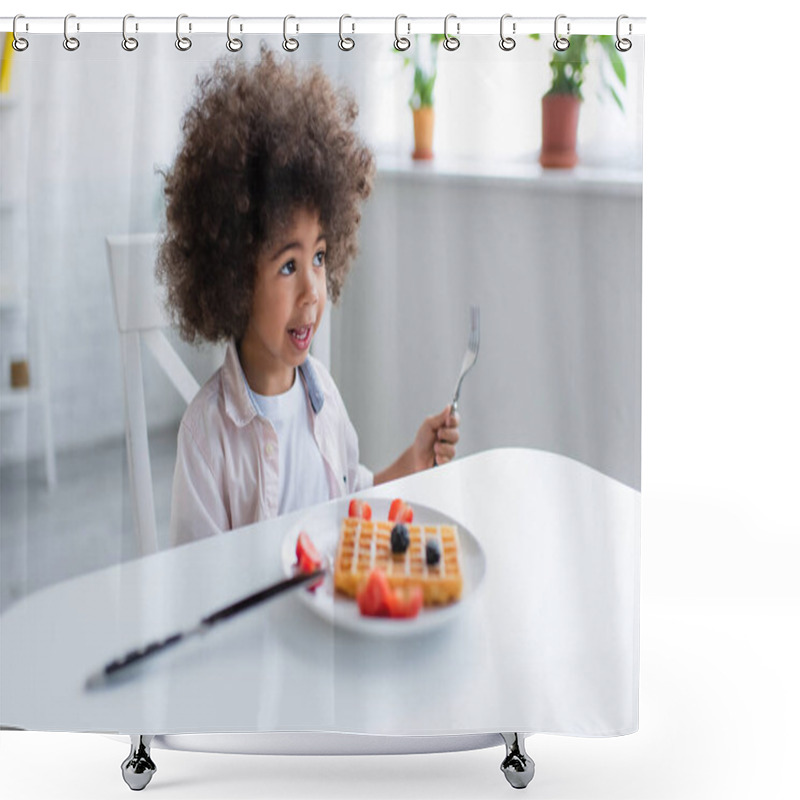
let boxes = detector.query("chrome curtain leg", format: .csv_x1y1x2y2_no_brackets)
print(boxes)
500,732,535,789
121,735,156,791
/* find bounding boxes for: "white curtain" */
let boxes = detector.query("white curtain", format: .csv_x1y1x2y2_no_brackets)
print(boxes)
0,28,642,745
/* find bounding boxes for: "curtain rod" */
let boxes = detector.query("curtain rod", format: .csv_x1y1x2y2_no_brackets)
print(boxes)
1,16,646,37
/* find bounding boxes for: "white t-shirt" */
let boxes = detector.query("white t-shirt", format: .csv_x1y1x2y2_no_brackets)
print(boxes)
248,369,330,516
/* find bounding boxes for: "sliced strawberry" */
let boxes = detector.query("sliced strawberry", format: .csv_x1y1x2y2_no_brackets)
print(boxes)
388,498,403,521
356,570,423,620
356,569,393,617
386,585,423,619
296,531,320,565
295,532,323,590
348,499,372,520
389,498,413,524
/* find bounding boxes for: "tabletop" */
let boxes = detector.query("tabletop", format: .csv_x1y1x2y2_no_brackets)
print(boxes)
0,447,639,737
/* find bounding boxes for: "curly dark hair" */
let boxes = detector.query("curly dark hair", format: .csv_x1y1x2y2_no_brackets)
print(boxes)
157,45,375,343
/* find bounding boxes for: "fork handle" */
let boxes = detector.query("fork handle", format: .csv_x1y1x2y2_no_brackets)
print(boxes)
434,402,458,467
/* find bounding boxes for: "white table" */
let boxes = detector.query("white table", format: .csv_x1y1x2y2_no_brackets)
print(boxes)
0,448,639,738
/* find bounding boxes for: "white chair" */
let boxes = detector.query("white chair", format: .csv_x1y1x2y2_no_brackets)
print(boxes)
106,234,200,556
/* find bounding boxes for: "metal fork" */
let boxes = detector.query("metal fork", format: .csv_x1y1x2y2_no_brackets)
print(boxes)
450,305,480,416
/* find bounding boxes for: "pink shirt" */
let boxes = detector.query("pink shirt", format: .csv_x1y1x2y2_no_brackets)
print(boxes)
170,340,373,547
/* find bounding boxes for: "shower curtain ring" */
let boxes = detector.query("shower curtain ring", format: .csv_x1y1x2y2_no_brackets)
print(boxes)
63,13,80,51
394,14,411,51
443,14,460,51
227,15,243,52
12,15,29,51
175,14,192,51
338,14,355,51
615,15,632,51
553,14,570,51
122,14,139,51
282,15,299,51
499,14,516,51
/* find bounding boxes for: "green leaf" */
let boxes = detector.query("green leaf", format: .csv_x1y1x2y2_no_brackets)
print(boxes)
607,85,624,113
596,35,627,87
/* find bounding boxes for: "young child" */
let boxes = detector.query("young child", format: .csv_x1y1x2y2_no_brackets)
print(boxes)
158,46,459,547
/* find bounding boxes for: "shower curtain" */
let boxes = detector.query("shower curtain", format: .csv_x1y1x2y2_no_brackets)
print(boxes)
0,16,644,746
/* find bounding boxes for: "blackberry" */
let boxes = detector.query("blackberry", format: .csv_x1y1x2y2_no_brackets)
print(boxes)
426,538,441,566
390,523,410,554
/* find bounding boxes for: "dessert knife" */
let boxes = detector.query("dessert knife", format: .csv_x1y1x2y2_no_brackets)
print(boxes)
85,568,324,690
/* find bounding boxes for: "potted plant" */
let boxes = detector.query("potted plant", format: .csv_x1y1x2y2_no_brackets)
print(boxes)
401,34,445,160
532,35,627,168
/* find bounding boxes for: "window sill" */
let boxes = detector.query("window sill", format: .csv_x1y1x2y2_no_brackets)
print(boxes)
375,152,642,197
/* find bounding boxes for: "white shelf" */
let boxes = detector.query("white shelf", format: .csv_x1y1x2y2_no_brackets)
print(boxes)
375,152,643,197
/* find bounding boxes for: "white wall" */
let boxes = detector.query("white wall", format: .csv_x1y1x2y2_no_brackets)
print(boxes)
333,169,641,488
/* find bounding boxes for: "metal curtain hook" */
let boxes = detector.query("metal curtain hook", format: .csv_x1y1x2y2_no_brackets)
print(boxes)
283,15,299,51
122,14,139,51
12,14,29,51
394,14,410,51
176,14,192,51
443,13,460,51
227,15,243,51
553,14,570,51
63,13,80,51
338,14,355,51
499,14,516,51
615,14,632,51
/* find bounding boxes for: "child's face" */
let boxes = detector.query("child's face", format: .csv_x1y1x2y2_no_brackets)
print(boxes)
240,206,328,394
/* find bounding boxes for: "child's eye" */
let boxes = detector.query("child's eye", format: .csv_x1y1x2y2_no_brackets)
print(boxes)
279,260,295,275
313,250,326,268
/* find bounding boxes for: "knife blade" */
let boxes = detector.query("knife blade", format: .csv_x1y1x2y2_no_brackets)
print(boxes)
85,568,325,690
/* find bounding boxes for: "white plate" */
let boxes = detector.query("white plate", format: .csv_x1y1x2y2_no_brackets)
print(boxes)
280,497,486,637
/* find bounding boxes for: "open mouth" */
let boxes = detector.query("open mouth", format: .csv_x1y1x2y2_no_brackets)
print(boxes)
289,325,313,350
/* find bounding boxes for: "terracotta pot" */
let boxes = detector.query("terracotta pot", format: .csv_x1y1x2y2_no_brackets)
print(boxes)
540,93,581,169
412,106,435,160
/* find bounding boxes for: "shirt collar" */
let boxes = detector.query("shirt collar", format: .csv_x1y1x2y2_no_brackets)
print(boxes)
298,359,325,415
221,339,324,426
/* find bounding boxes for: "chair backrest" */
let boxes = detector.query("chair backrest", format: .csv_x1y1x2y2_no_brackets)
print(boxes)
106,233,200,556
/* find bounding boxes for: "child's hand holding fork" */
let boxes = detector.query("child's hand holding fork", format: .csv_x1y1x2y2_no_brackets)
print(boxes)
373,407,460,485
415,406,460,469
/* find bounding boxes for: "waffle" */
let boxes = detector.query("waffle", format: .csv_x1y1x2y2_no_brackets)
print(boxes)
334,518,463,606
